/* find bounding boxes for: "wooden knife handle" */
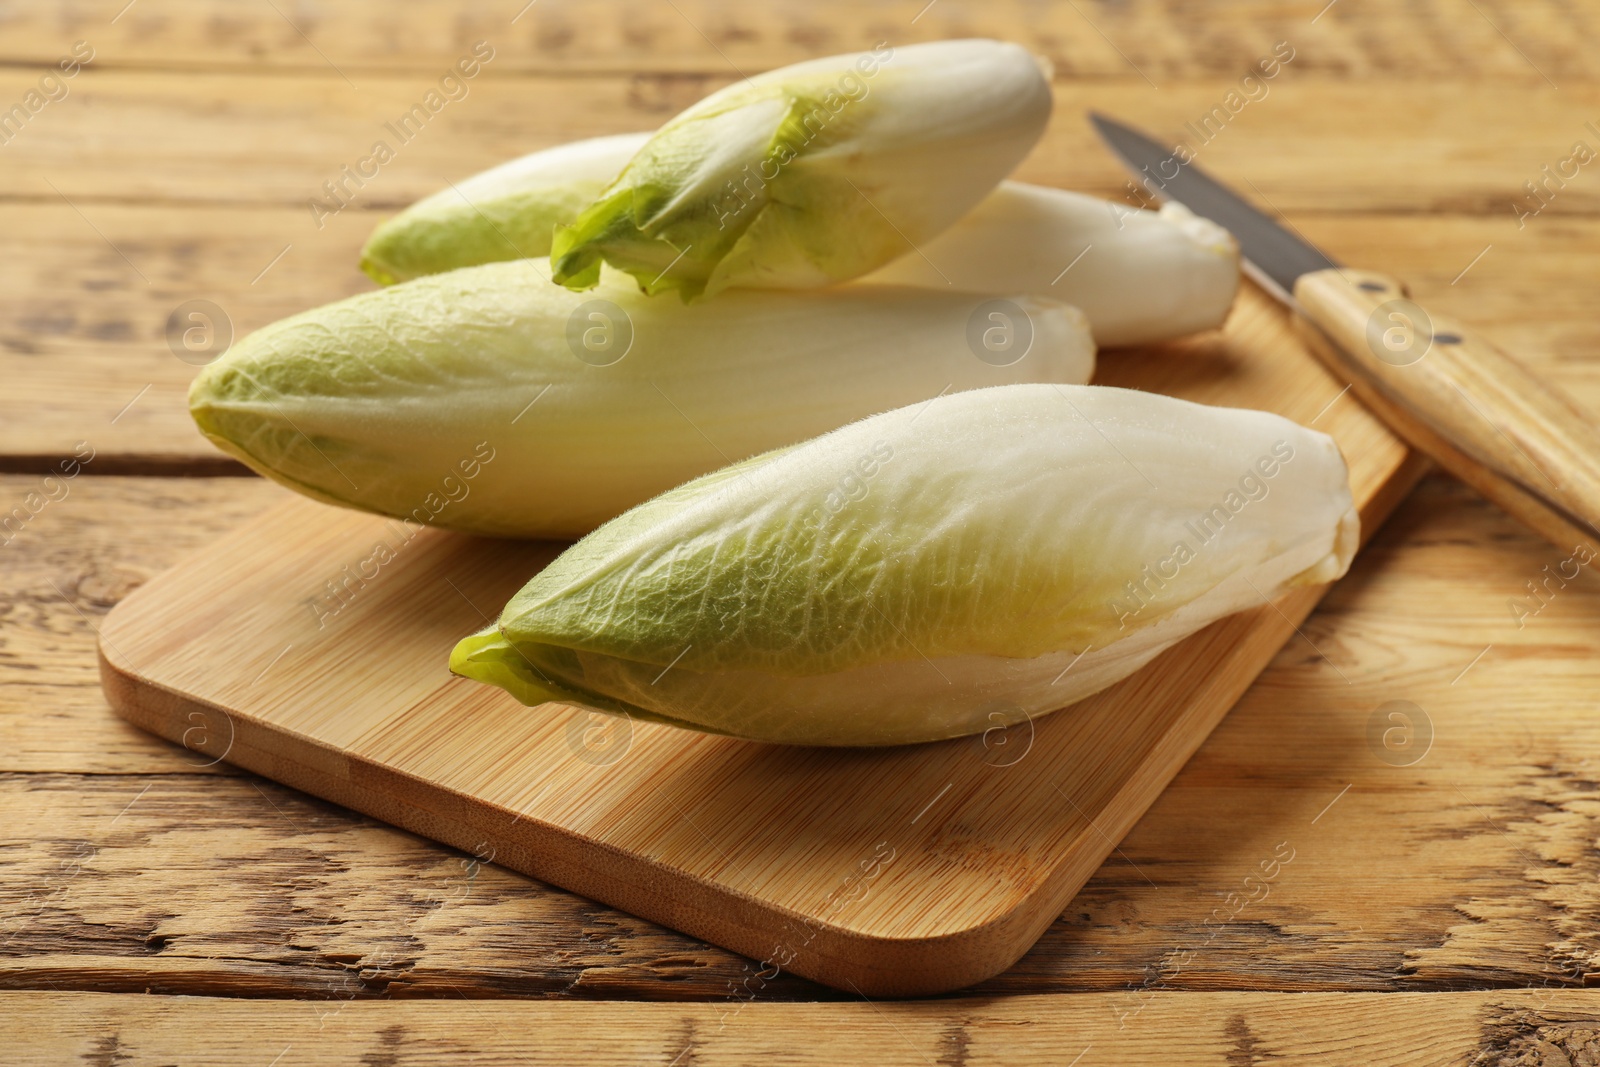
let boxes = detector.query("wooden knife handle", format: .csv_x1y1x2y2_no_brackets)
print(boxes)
1293,267,1600,554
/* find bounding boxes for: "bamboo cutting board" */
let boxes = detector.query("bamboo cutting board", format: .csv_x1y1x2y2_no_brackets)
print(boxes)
99,283,1421,996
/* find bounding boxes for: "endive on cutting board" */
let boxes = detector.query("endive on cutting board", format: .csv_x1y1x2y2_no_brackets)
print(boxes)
97,44,1438,993
99,290,1420,999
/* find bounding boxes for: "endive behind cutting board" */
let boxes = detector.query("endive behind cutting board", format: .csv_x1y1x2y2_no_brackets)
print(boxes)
1094,113,1600,555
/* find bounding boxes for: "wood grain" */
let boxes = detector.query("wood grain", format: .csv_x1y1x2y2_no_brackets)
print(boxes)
5,75,1595,212
0,771,821,1001
3,0,1594,79
5,0,1599,1029
9,470,1600,999
0,474,282,774
10,989,1600,1066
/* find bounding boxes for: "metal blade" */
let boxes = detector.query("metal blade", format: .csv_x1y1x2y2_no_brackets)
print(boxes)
1088,112,1338,305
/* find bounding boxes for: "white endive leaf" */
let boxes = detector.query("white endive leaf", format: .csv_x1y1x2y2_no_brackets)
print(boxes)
189,262,1094,538
866,184,1241,347
550,39,1053,301
360,132,652,285
453,383,1358,746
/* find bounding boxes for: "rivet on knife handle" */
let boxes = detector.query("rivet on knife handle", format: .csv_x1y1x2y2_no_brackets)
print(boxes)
1293,267,1600,553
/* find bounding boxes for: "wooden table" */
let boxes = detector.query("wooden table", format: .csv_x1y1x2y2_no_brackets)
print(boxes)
6,1,1600,1061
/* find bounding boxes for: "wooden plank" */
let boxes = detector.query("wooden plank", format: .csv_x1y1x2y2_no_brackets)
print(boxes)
9,989,1600,1065
0,200,376,472
4,202,1596,466
8,472,1600,998
4,74,1596,212
0,473,282,774
0,771,815,1000
1,0,1592,79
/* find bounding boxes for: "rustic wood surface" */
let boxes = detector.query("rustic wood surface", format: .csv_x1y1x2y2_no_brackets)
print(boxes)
9,468,1600,1004
5,0,1600,1058
2,0,1596,79
11,989,1600,1065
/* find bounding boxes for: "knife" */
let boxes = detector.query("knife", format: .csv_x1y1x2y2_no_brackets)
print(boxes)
1091,111,1600,556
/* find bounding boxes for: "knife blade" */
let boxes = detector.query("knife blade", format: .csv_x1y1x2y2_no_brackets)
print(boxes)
1088,112,1341,304
1090,110,1600,558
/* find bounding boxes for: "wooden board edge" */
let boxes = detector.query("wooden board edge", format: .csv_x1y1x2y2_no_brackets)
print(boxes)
97,642,1048,996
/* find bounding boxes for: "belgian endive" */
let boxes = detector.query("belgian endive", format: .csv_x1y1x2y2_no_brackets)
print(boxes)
452,384,1359,746
360,132,651,286
188,262,1094,539
358,132,1236,346
549,39,1053,301
864,185,1240,347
